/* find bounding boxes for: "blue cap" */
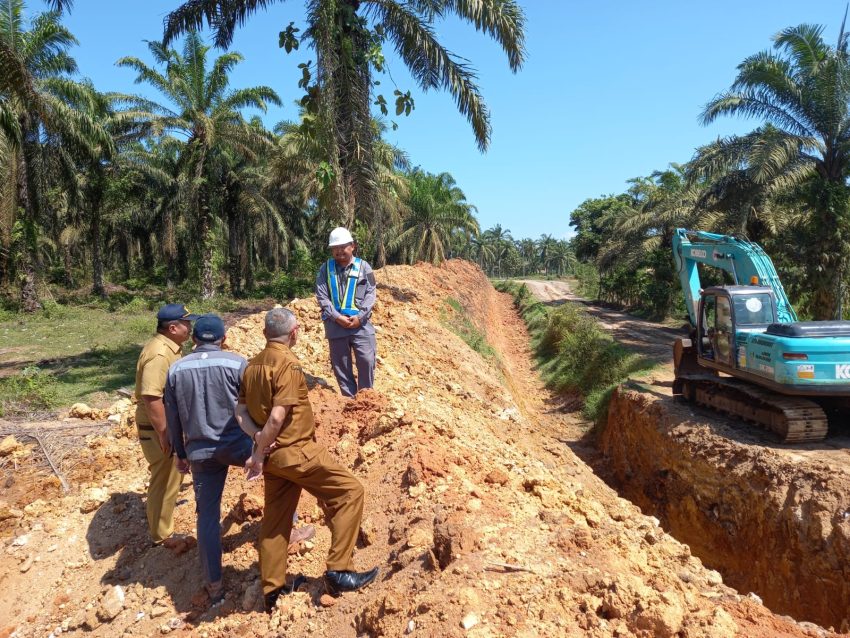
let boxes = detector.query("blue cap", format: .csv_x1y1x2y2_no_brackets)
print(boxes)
156,303,199,322
193,314,226,342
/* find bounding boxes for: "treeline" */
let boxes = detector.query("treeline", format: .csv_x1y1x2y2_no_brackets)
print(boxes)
569,21,850,322
0,0,526,311
465,225,575,279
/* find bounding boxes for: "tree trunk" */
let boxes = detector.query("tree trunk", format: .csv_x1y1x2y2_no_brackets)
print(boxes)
0,153,16,290
118,234,130,282
802,179,849,320
139,231,155,275
62,240,74,288
197,177,215,299
19,250,40,313
226,194,242,298
163,206,177,291
90,183,105,298
15,143,41,312
245,224,255,294
373,208,386,268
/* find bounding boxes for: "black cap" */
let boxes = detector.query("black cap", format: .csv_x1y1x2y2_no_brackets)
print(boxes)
193,314,225,342
156,303,199,322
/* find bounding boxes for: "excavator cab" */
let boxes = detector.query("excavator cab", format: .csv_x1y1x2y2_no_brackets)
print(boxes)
697,286,778,369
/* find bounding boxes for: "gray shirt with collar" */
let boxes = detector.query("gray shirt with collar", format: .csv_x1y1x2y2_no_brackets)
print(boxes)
315,258,377,340
164,343,249,461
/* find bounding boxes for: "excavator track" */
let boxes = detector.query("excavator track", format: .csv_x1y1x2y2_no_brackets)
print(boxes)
680,375,828,443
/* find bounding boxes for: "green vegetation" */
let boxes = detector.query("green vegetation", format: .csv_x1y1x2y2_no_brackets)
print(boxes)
569,20,850,322
0,302,155,414
0,366,59,417
442,297,497,361
0,295,264,415
471,227,576,279
0,0,528,314
497,281,655,427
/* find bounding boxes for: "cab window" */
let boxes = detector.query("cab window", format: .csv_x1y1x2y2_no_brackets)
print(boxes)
701,296,716,359
704,296,716,331
717,297,733,333
732,293,774,326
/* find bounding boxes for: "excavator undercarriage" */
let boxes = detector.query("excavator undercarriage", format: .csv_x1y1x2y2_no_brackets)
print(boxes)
674,338,829,443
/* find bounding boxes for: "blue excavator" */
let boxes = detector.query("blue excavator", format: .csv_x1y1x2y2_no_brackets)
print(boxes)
672,228,850,442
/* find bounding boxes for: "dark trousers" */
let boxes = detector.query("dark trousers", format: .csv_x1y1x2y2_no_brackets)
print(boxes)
259,446,364,594
328,331,376,397
189,436,253,585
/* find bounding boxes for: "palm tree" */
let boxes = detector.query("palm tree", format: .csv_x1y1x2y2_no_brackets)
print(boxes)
595,167,704,317
701,21,850,319
162,0,525,246
389,169,478,265
516,237,536,276
547,240,576,277
536,233,556,274
0,0,110,309
119,136,189,287
117,33,281,298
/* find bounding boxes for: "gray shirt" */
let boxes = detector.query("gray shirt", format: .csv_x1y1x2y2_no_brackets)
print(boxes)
315,258,377,340
164,344,249,461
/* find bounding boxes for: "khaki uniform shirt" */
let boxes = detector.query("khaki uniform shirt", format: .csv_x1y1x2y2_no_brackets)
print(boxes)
135,333,182,426
238,341,319,466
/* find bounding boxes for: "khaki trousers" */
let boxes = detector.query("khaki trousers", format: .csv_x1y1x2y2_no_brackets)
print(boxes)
260,446,364,594
139,432,182,543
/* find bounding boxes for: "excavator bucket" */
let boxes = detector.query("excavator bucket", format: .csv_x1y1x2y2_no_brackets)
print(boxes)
672,338,703,394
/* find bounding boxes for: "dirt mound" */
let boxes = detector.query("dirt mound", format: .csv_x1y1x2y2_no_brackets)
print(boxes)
0,260,834,637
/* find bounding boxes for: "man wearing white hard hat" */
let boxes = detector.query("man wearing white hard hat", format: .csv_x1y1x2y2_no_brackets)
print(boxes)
315,227,377,397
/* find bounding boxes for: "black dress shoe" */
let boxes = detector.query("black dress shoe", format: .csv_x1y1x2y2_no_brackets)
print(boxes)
324,567,380,596
263,574,307,612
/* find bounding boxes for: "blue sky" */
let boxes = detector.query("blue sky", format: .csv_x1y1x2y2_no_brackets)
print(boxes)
57,1,850,240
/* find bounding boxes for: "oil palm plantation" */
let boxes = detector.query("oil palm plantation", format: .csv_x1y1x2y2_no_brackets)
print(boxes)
596,167,703,318
389,169,478,265
701,22,850,319
546,240,576,277
162,0,525,238
0,0,111,309
117,33,281,298
480,224,512,276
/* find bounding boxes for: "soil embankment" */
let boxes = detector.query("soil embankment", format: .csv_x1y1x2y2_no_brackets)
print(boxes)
0,262,836,637
600,388,850,630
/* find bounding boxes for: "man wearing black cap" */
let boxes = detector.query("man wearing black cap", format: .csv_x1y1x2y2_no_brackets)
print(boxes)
135,303,197,544
163,314,315,605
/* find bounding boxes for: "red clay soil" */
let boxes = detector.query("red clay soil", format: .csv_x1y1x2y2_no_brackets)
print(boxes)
0,260,835,637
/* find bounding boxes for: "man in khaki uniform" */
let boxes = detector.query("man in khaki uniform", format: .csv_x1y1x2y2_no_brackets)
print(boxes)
236,307,378,611
135,303,197,544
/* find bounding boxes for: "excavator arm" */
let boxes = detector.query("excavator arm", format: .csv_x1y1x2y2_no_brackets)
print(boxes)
672,228,797,325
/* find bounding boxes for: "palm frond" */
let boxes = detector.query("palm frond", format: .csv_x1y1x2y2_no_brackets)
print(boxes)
163,0,286,48
373,0,491,151
439,0,526,71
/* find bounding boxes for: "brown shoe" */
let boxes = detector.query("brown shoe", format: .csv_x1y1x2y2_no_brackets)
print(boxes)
288,524,316,550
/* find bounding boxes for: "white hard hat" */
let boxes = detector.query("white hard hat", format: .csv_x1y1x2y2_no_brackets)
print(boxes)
328,227,354,247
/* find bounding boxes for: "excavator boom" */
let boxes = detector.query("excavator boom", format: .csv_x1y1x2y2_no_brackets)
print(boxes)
672,228,797,325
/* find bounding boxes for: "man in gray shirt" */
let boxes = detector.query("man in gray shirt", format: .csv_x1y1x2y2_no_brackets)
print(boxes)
164,314,313,604
315,227,377,397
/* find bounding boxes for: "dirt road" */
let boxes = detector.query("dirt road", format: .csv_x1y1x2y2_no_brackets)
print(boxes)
519,279,684,364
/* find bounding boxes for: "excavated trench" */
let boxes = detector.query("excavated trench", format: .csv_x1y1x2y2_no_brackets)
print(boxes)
597,387,850,631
